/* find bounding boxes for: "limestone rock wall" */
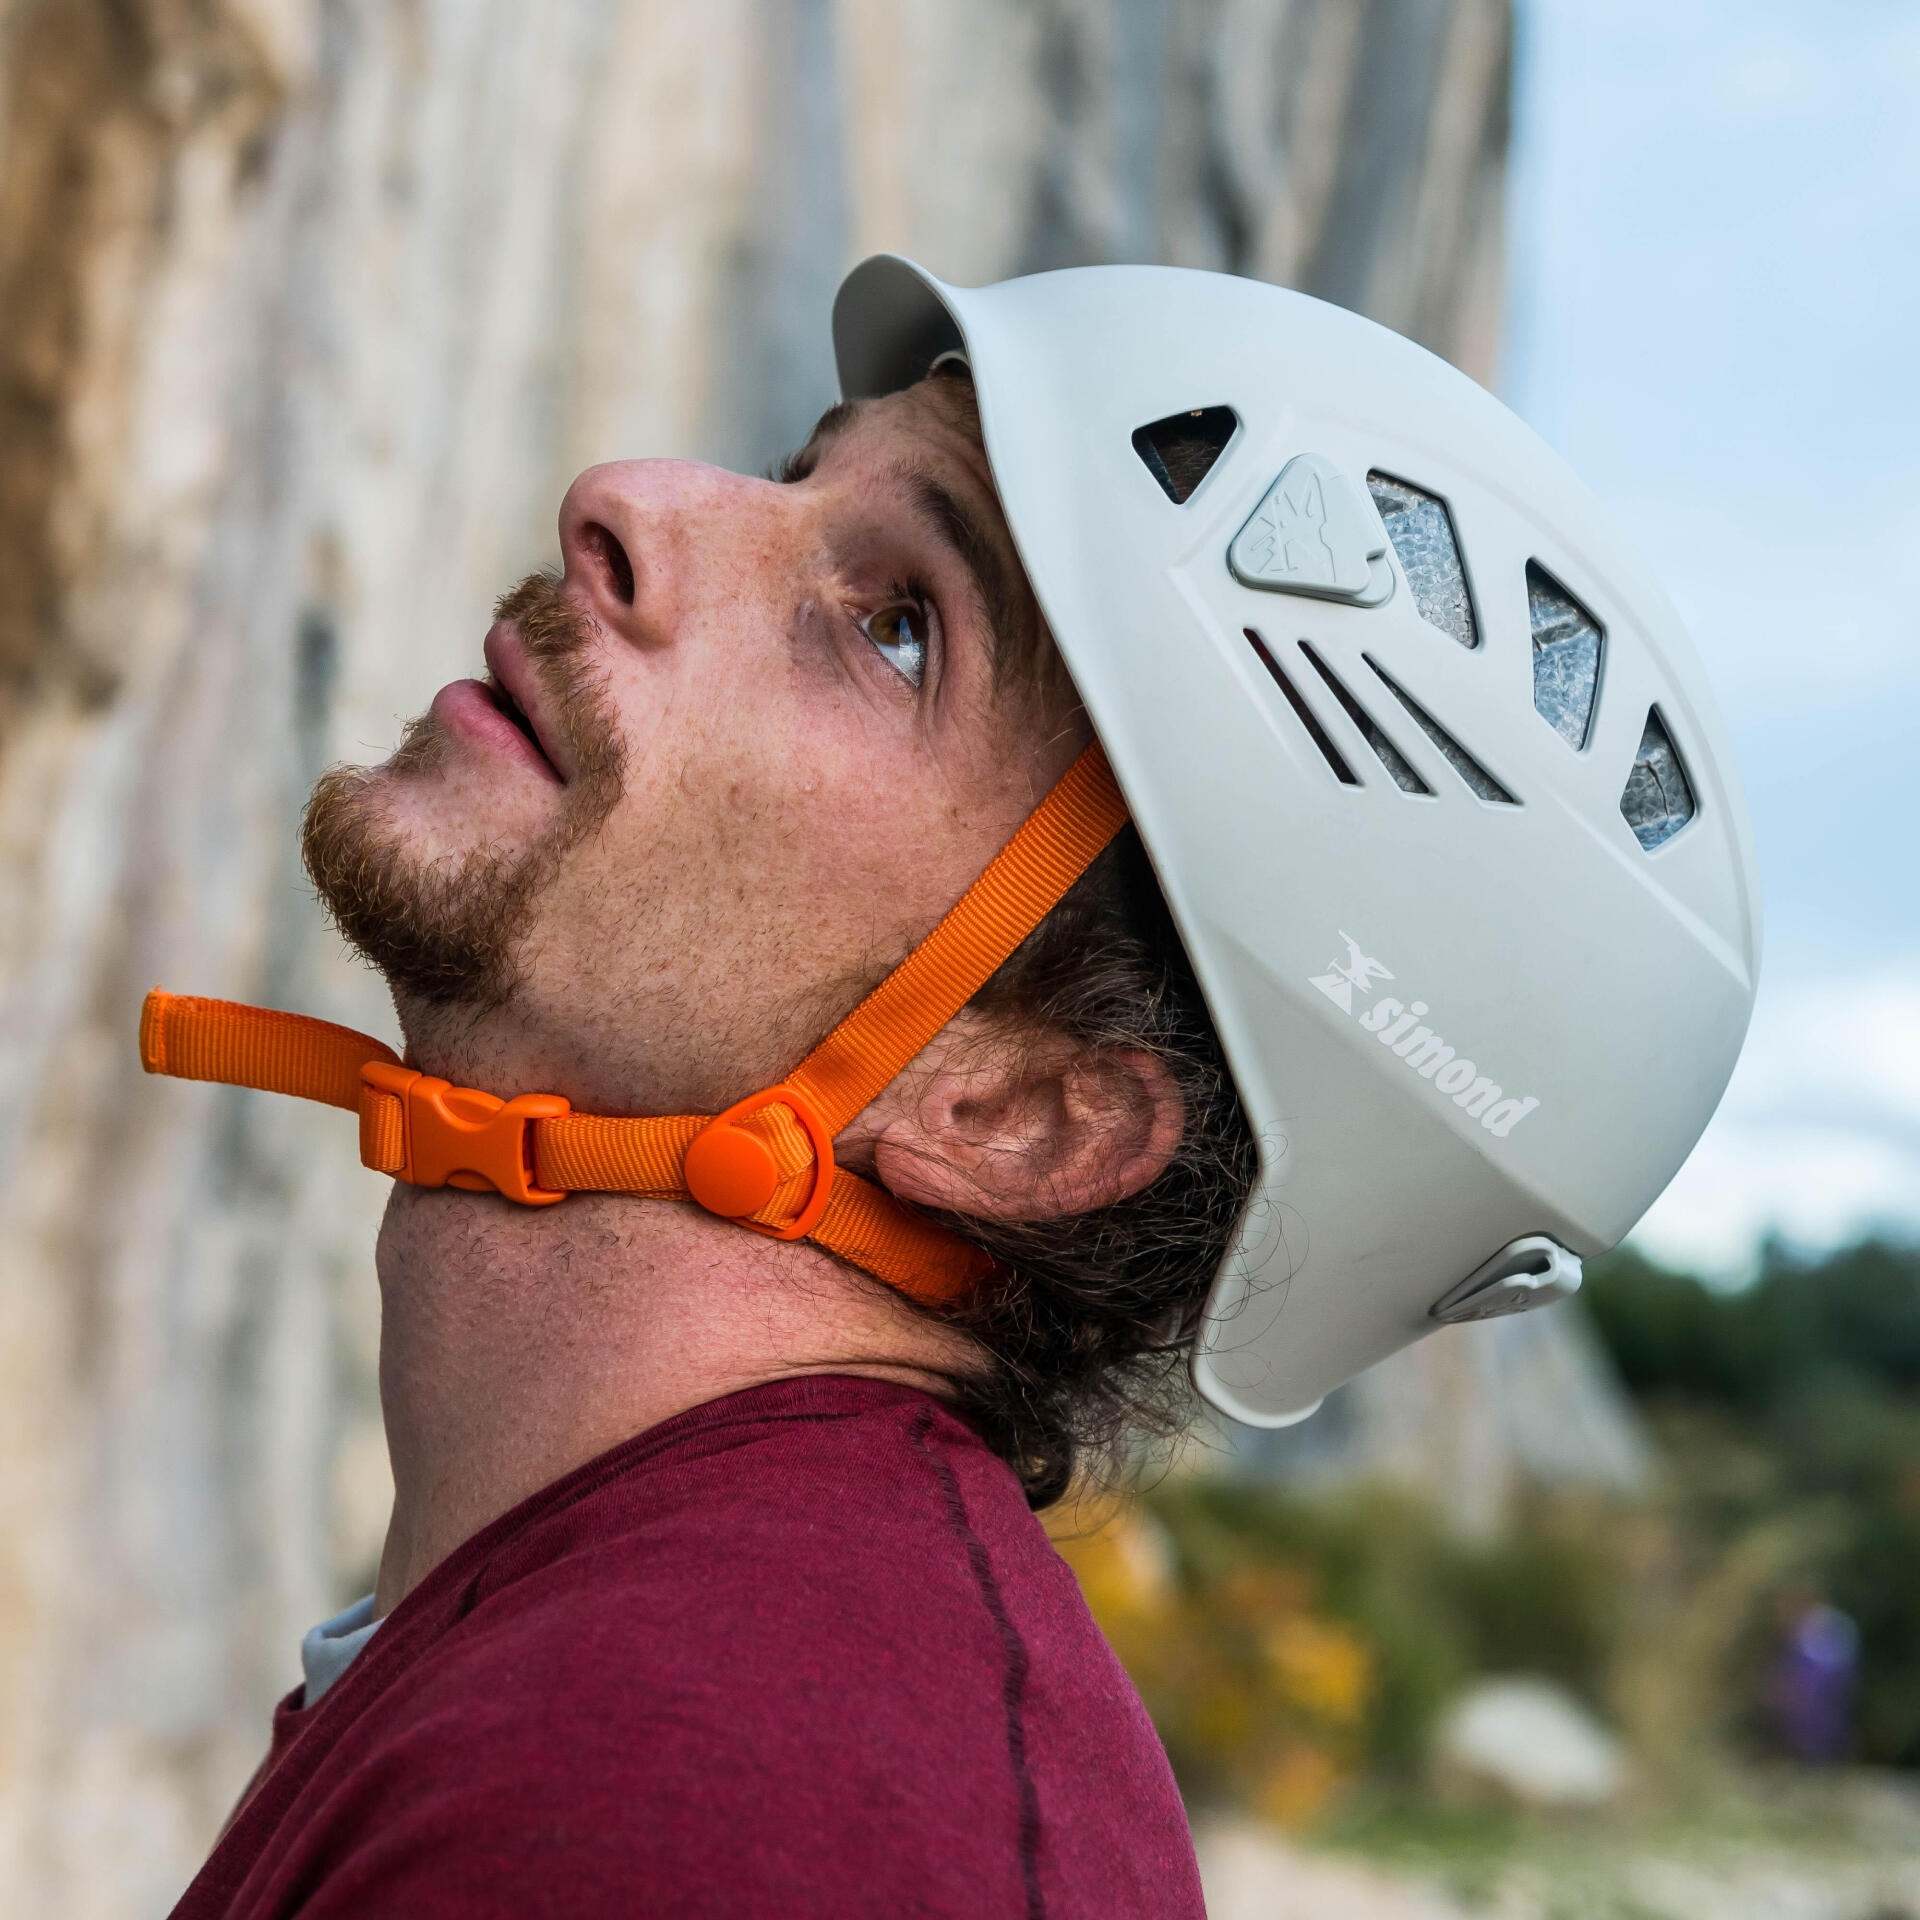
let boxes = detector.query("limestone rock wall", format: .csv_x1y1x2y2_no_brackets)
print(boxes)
0,1,1509,1907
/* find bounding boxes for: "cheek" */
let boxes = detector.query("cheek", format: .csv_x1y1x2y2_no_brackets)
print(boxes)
511,581,1050,1059
535,643,890,936
603,603,918,862
534,710,954,1026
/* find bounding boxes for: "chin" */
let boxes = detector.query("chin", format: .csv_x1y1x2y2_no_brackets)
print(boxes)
304,756,548,1012
372,753,559,874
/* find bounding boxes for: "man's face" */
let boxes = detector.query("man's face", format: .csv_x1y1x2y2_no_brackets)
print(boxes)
305,376,1087,1115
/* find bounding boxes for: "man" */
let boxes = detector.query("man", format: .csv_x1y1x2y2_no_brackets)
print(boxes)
152,257,1758,1916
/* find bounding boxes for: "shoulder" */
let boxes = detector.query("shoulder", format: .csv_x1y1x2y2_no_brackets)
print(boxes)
271,1387,1201,1916
399,1391,1090,1778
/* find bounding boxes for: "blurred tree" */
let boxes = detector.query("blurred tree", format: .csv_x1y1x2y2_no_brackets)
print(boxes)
1587,1239,1920,1767
1589,1239,1920,1409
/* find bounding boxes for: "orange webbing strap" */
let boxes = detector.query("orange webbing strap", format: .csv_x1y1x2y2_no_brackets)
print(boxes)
137,743,1130,1307
140,991,983,1299
786,742,1129,1133
523,1103,995,1301
140,993,399,1111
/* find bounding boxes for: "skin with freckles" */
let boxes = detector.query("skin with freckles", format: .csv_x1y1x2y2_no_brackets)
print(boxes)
303,378,1184,1614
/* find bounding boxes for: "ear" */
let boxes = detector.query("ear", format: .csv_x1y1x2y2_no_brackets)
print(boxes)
858,1020,1185,1223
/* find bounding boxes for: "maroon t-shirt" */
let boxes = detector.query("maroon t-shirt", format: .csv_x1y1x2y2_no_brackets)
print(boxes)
172,1376,1202,1918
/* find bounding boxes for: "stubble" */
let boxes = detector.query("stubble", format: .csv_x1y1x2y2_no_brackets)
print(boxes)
301,573,627,1011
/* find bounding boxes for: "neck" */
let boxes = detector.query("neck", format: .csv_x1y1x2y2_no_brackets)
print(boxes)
370,1182,971,1616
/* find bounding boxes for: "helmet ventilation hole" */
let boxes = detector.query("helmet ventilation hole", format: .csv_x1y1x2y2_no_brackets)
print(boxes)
1298,642,1432,794
1244,630,1358,785
1620,707,1696,849
1131,406,1238,504
1363,656,1518,805
1366,473,1478,648
1527,562,1604,748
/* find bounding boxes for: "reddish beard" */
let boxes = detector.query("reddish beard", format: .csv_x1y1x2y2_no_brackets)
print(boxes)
301,572,626,1009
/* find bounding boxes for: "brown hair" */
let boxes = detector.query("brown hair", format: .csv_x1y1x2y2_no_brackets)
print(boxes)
930,826,1258,1508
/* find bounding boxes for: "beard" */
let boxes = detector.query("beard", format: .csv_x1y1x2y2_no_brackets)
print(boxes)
301,572,626,1011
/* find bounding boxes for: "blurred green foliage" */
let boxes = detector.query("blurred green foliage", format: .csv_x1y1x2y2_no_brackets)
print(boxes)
1055,1476,1628,1820
1589,1238,1920,1407
1146,1481,1624,1774
1054,1236,1920,1825
1586,1237,1920,1766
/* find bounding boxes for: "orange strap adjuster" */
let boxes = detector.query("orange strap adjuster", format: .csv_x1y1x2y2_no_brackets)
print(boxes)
140,744,1129,1306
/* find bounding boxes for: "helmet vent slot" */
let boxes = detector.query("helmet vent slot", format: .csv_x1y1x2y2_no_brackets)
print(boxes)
1620,707,1696,849
1527,562,1604,748
1132,406,1238,504
1244,630,1358,785
1363,656,1518,805
1366,473,1478,648
1298,642,1432,794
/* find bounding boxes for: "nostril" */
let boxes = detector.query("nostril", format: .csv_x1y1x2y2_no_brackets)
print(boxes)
587,522,635,604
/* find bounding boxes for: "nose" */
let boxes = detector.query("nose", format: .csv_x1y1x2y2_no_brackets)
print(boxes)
557,459,782,649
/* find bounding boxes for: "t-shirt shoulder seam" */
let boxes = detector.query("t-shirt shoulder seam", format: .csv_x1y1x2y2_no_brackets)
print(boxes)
907,1404,1047,1919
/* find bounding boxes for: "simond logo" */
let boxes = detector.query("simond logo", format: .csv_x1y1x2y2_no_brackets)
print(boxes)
1309,932,1394,1012
1310,933,1539,1139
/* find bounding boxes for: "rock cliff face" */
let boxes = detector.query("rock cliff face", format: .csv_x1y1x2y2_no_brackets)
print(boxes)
0,1,1509,1905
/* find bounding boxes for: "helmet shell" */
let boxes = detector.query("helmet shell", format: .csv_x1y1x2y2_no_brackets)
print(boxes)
834,256,1761,1424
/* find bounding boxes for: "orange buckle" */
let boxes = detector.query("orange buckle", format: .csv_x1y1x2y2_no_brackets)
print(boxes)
683,1083,835,1240
361,1060,570,1206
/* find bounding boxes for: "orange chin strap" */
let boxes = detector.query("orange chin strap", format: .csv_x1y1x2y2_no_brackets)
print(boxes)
139,744,1128,1308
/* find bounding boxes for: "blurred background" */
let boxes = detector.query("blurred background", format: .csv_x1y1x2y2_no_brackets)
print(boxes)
0,0,1913,1914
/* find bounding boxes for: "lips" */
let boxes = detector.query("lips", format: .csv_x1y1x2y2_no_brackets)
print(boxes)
487,675,554,771
478,626,569,783
423,676,562,786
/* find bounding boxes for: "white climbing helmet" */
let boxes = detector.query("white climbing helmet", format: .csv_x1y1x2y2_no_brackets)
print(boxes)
833,257,1761,1426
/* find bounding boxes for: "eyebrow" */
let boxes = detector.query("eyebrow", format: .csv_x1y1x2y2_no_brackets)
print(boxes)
773,399,868,483
889,460,1036,690
777,398,1042,688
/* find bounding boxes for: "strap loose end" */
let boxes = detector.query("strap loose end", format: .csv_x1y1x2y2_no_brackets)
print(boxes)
138,988,174,1077
139,987,400,1112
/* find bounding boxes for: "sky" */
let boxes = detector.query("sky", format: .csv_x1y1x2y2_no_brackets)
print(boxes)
1500,0,1920,1274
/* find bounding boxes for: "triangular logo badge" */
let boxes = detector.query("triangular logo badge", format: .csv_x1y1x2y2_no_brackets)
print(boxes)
1228,454,1394,607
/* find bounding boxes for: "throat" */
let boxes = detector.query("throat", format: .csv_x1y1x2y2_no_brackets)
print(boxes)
369,1181,970,1615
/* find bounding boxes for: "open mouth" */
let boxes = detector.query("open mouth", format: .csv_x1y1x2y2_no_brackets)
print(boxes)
487,676,557,773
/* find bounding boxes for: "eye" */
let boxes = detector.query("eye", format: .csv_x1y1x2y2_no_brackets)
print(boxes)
860,598,929,688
